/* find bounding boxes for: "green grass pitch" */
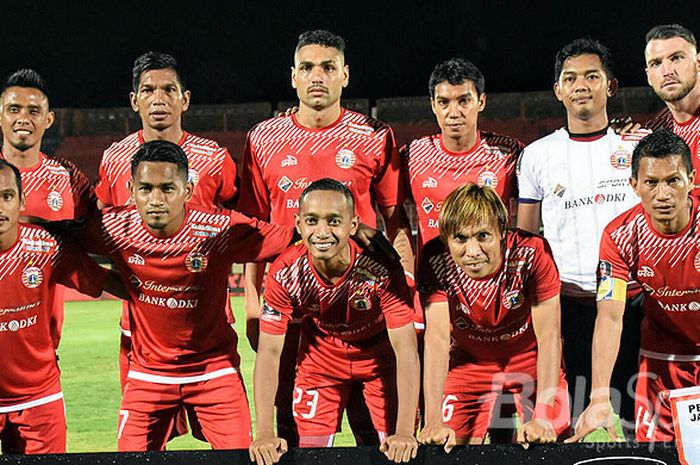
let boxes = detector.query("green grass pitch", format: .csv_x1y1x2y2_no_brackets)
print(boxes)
59,298,617,452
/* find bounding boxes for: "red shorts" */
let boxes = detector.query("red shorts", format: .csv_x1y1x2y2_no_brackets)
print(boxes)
635,355,700,442
0,395,66,454
292,326,398,440
443,350,570,441
118,371,252,451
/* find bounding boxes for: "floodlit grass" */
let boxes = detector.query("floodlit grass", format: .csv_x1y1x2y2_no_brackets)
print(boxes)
59,298,619,452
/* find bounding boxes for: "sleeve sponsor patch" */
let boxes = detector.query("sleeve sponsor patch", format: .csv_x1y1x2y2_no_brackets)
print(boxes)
597,260,613,278
261,301,282,322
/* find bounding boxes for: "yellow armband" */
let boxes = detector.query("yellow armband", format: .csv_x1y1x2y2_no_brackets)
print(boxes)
596,276,627,302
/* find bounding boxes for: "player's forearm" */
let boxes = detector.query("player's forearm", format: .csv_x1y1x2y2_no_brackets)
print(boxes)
253,346,282,436
380,205,415,274
393,333,420,435
535,330,561,407
590,302,625,401
244,262,265,320
516,202,541,234
423,331,450,425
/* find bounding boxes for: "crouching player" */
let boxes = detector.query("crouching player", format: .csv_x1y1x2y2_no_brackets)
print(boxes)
0,159,124,453
250,179,420,464
418,183,570,449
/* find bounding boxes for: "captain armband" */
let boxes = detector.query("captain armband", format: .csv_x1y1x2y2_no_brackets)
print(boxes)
596,276,627,302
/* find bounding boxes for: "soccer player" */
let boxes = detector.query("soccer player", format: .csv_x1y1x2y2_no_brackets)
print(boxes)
644,25,700,173
250,178,419,464
418,183,569,448
402,57,523,250
0,159,122,454
0,69,95,350
570,129,700,443
517,38,647,427
238,30,413,446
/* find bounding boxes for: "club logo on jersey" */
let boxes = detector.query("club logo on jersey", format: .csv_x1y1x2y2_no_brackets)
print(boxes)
185,250,208,273
336,149,356,169
694,251,700,274
421,197,434,214
21,266,43,289
350,291,372,311
422,177,438,188
637,266,655,278
47,190,63,212
502,290,523,310
610,150,632,169
261,302,282,322
553,184,567,198
128,254,145,266
281,155,298,167
278,175,293,193
188,169,200,186
477,170,498,189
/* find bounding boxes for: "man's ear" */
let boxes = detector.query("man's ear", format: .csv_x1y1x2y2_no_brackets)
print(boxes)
607,78,619,97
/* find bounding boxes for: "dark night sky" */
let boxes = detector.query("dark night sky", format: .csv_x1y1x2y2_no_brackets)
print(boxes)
2,1,699,108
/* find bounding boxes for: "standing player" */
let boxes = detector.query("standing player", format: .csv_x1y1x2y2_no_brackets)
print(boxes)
570,129,700,442
418,183,569,448
238,30,413,446
644,25,700,174
85,140,294,450
403,58,523,250
0,69,95,349
0,160,122,454
517,38,647,428
249,179,419,464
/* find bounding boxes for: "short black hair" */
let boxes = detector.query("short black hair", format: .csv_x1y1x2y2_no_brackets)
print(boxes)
554,38,615,82
429,57,485,99
131,140,189,181
132,52,187,93
632,128,693,179
299,178,354,212
0,158,22,199
1,69,50,103
646,24,697,48
295,30,346,55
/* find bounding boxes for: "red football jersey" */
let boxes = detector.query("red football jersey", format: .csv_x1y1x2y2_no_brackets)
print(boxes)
95,130,237,208
0,224,106,408
260,240,414,342
0,152,94,221
672,114,700,172
402,132,523,247
599,198,700,358
94,205,293,376
237,109,403,227
418,230,560,362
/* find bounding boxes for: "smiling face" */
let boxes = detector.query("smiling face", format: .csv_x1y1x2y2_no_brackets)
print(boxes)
0,86,54,152
129,161,193,237
554,53,613,122
130,68,190,132
431,80,485,147
292,44,348,112
645,37,700,103
446,219,503,279
295,189,358,266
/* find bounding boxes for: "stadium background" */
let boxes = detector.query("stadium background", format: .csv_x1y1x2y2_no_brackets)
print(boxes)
1,0,699,460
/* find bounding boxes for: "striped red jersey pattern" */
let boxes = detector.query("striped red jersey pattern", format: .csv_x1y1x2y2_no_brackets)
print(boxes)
418,230,560,362
260,240,414,342
237,109,403,227
672,114,700,172
402,131,523,247
95,130,237,208
599,197,700,359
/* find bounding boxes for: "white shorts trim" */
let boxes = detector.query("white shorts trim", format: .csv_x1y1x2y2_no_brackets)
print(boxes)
127,367,237,385
0,392,64,413
413,322,425,330
120,327,132,337
640,349,700,362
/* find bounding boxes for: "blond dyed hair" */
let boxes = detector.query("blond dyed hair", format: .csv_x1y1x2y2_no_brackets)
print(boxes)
438,183,509,243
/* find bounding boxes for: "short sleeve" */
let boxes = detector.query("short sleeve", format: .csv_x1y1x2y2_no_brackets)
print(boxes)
517,145,544,202
531,237,561,303
94,149,114,207
236,131,271,220
416,246,449,306
372,127,405,207
214,148,238,206
65,159,96,219
54,240,107,298
227,211,294,263
260,270,293,335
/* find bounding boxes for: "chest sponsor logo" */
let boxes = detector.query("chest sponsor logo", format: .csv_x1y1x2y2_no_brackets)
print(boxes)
564,193,627,209
47,190,63,212
138,293,200,309
658,301,700,313
46,165,69,176
350,290,372,311
0,315,38,332
477,170,498,189
188,169,200,186
610,149,632,169
336,149,356,169
281,155,298,167
347,122,374,136
502,290,523,310
22,238,54,253
278,175,293,193
286,199,299,209
597,178,630,189
185,250,208,273
0,301,40,316
191,223,221,238
428,218,439,228
422,177,438,188
642,283,700,299
486,146,506,158
22,266,43,289
553,184,567,198
421,197,434,214
128,254,145,265
638,266,655,278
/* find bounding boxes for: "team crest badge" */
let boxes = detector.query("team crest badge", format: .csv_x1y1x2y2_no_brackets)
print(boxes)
185,250,208,273
47,190,63,212
610,150,631,169
477,170,498,189
335,149,356,169
22,266,43,289
188,169,200,186
350,291,372,311
502,290,523,309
